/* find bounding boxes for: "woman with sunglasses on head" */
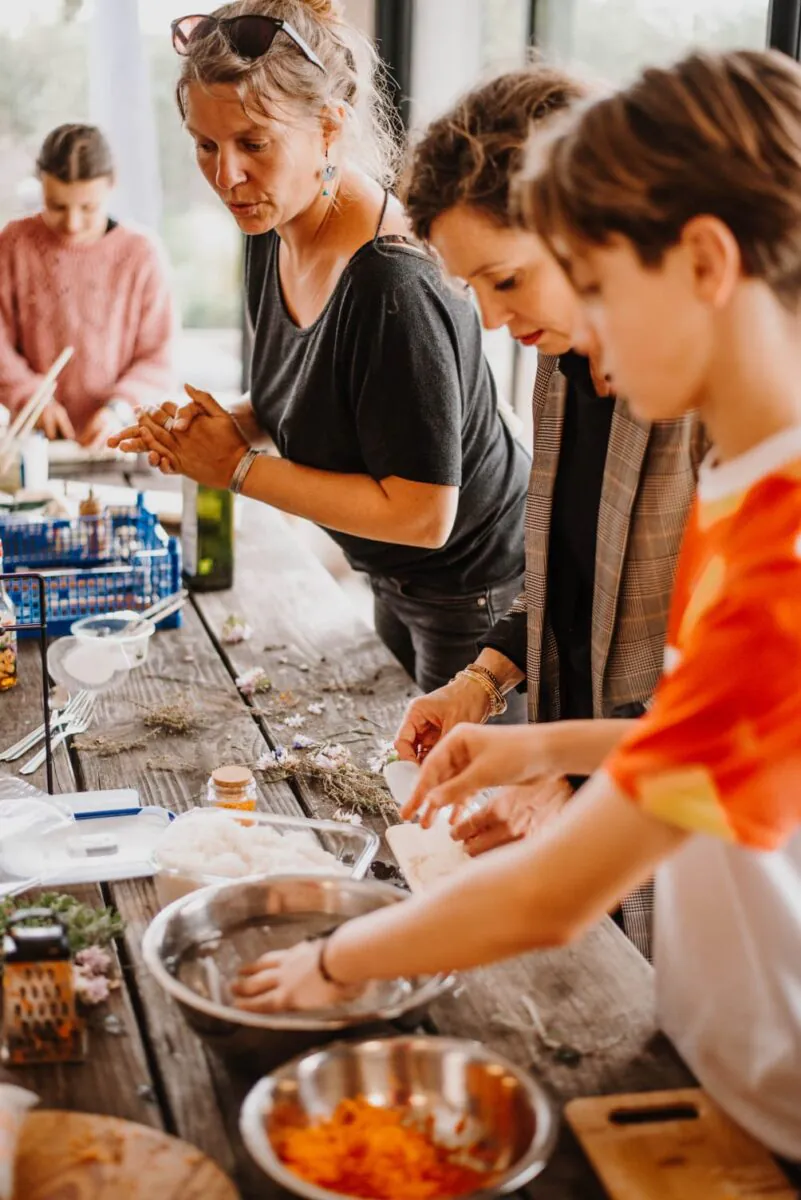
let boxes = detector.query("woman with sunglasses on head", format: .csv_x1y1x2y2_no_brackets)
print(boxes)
111,0,530,701
391,67,705,955
0,124,174,447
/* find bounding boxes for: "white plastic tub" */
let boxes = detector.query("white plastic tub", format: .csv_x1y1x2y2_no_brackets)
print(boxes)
152,808,380,908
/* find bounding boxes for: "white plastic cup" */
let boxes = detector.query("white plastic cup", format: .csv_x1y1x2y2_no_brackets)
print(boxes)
18,435,48,491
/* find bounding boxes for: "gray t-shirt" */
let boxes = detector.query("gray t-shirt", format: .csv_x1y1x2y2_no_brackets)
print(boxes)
244,230,529,590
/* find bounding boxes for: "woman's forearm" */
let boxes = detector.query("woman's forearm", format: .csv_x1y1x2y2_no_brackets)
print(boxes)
240,453,458,548
475,647,525,692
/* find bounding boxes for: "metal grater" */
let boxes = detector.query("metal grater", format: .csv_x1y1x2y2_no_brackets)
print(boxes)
1,907,86,1065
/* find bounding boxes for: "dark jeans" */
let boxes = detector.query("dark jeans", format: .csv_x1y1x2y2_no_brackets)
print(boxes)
371,573,527,724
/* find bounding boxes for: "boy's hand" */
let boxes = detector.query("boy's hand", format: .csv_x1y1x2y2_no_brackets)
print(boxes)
232,940,363,1013
402,723,552,827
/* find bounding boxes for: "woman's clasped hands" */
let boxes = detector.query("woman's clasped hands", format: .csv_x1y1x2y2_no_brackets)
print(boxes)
108,383,248,489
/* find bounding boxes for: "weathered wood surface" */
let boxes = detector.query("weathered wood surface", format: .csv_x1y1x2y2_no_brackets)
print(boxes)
77,601,305,1195
0,644,164,1131
0,639,77,795
4,493,694,1200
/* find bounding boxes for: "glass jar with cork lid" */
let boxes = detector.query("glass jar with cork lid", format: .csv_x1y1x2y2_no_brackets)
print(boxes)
206,765,258,812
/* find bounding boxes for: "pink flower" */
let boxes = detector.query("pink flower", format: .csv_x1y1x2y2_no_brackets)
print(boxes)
74,946,112,975
74,969,111,1006
236,667,272,697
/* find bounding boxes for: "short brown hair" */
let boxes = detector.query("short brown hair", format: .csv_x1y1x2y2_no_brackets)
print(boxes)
402,66,588,242
523,50,801,305
36,124,114,183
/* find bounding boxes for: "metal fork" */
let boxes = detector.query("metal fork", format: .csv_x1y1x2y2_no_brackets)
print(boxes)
19,694,96,776
0,690,89,763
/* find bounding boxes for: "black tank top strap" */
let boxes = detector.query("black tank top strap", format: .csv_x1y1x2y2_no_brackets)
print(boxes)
373,188,390,241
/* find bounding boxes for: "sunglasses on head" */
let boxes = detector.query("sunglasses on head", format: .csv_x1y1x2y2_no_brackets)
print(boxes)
171,13,326,72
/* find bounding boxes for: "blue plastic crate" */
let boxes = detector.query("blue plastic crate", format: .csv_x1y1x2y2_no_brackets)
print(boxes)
1,496,182,638
0,500,163,570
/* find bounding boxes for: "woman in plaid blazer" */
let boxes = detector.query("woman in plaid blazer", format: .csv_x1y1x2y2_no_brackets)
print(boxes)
395,66,705,958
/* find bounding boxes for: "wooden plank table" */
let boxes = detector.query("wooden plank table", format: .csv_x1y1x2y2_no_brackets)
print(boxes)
2,493,692,1198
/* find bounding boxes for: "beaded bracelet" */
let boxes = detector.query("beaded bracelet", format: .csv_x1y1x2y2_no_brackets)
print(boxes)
453,665,508,719
468,662,505,696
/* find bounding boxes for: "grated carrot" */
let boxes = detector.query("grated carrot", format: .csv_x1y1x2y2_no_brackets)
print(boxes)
271,1096,491,1199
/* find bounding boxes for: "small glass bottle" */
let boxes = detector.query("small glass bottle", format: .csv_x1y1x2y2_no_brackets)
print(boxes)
181,481,234,592
207,765,258,812
0,538,18,692
78,488,107,559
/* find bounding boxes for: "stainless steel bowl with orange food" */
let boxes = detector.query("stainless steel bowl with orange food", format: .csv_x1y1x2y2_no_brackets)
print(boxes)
240,1035,557,1199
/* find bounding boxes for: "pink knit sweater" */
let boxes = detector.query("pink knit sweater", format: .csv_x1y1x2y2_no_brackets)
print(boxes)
0,215,174,435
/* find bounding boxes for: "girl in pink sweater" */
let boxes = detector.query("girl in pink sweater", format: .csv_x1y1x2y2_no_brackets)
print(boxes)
0,124,174,448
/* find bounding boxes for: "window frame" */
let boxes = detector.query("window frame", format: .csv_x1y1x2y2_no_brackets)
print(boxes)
768,0,801,56
530,0,799,57
375,0,414,127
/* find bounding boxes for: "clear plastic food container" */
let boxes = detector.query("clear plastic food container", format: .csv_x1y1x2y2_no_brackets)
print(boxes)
71,610,155,668
152,808,380,908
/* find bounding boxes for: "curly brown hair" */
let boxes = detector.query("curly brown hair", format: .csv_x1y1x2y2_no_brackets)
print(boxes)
522,49,801,306
402,66,589,242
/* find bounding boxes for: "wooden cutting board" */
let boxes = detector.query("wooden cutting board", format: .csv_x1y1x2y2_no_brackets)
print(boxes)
14,1111,239,1200
385,819,470,892
566,1089,797,1200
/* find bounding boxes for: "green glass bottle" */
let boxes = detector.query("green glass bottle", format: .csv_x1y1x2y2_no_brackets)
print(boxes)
181,480,234,592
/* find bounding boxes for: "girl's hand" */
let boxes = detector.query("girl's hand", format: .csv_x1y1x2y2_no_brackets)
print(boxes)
79,406,122,450
401,723,552,827
36,398,75,441
231,939,363,1013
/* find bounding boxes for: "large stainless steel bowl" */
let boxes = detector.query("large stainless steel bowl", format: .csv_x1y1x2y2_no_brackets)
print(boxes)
142,876,453,1065
240,1035,557,1199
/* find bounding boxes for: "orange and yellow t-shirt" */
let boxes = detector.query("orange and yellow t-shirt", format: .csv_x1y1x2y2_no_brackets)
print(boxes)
607,431,801,849
606,426,801,1160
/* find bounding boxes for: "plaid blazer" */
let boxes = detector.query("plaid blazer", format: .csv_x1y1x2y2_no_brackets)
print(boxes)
510,356,706,960
513,355,706,723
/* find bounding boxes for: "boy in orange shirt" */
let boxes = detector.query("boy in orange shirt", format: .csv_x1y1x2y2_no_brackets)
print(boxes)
233,50,801,1160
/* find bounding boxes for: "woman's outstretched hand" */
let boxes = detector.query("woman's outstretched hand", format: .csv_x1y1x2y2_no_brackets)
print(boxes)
108,384,248,487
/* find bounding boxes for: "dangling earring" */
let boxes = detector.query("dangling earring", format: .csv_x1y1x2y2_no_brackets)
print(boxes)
322,148,336,197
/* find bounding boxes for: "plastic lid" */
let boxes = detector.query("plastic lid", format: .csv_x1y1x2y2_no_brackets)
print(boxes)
211,765,254,791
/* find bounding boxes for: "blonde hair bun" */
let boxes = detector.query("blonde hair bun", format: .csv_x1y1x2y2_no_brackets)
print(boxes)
300,0,344,20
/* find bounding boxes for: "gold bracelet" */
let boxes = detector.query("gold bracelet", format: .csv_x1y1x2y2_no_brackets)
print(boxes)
468,662,506,695
454,666,508,719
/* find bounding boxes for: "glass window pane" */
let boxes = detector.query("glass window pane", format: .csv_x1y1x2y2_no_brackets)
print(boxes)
482,0,529,71
140,0,241,337
537,0,770,84
0,1,90,225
